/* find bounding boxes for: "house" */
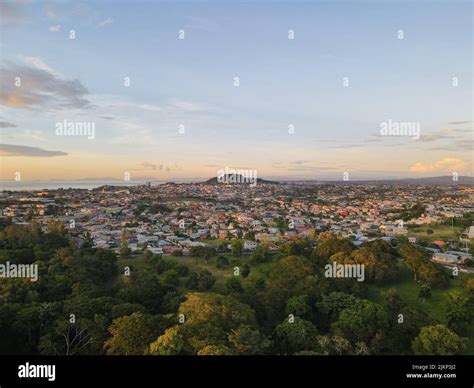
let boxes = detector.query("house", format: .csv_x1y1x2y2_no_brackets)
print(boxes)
431,252,461,265
446,251,472,262
244,240,258,250
432,240,445,249
147,247,163,255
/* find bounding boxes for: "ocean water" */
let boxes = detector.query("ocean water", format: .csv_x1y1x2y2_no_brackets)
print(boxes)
0,180,149,191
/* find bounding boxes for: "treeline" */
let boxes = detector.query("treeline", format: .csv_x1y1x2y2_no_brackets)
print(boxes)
0,224,472,356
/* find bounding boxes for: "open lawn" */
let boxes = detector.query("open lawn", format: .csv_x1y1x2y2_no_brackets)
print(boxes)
118,253,275,293
407,224,463,242
165,255,274,292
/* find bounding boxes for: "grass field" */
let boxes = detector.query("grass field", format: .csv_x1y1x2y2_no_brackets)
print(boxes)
117,253,267,292
407,224,463,242
164,255,274,292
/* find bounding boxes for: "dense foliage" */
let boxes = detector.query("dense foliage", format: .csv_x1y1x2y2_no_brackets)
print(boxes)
0,224,471,355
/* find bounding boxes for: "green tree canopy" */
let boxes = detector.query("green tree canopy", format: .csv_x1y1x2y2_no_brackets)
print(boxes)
412,324,468,355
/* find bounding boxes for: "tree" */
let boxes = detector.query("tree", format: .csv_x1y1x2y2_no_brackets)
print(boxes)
46,220,65,236
162,270,180,288
381,288,432,354
412,324,468,355
280,239,312,256
332,300,388,346
316,292,359,326
141,249,153,263
150,293,257,355
398,244,448,288
275,317,318,354
83,232,94,248
231,240,243,257
225,277,244,294
118,270,163,313
418,284,432,302
0,223,41,249
250,243,270,264
120,240,131,258
465,278,474,293
344,246,399,284
185,272,199,289
196,270,216,291
175,264,189,277
196,345,233,355
149,326,188,355
311,234,354,265
285,295,311,320
190,246,216,264
254,277,266,290
242,263,250,278
263,256,318,326
244,231,256,241
216,256,229,269
104,312,164,355
269,256,315,292
39,319,98,355
316,335,353,355
228,325,272,355
446,292,473,334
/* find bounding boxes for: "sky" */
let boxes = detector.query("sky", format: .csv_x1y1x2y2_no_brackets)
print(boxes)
0,0,472,181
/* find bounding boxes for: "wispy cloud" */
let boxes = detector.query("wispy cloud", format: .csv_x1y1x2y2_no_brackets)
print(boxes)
0,144,67,157
272,160,340,172
417,127,470,142
98,18,114,28
448,120,471,125
19,55,60,76
140,161,157,170
0,121,17,128
427,140,474,152
0,58,90,110
48,24,61,32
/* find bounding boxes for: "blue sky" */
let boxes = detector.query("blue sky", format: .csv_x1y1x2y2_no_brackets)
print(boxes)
0,0,472,180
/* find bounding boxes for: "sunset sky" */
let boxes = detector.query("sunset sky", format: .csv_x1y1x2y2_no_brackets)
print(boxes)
0,0,472,181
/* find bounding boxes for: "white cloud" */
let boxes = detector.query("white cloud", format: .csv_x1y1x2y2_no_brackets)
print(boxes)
1,58,89,109
19,55,60,76
409,158,469,173
140,161,157,170
48,24,61,32
0,144,67,157
98,18,114,28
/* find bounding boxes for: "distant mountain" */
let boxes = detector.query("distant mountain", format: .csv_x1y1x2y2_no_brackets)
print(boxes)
203,174,278,185
350,176,474,185
75,177,121,181
273,175,473,185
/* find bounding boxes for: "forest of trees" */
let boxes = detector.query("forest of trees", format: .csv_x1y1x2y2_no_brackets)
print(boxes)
0,223,472,356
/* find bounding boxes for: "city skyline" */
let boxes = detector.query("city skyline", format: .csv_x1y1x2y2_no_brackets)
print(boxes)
0,0,472,181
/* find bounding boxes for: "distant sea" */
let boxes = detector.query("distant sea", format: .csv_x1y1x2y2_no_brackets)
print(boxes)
0,180,150,191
